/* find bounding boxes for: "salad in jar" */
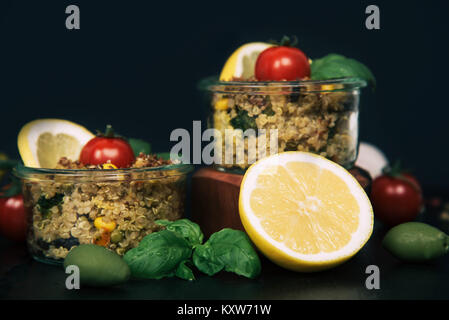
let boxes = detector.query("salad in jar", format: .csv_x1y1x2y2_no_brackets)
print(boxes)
202,37,374,172
14,120,192,263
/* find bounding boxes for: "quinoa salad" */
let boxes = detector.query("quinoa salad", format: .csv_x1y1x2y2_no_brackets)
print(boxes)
210,81,358,171
22,153,188,261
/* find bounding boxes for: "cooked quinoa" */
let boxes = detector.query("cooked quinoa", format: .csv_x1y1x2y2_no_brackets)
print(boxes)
22,153,188,262
210,83,358,170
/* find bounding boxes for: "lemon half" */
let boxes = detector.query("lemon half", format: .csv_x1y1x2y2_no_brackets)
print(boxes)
18,119,95,168
219,42,273,81
239,152,373,272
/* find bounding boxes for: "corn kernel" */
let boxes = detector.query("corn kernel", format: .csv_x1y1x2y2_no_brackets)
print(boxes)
321,84,335,92
214,98,229,110
102,163,118,169
94,217,116,232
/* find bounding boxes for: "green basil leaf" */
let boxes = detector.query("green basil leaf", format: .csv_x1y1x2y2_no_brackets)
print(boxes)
311,53,376,87
0,176,22,198
124,230,192,279
262,105,275,116
192,243,224,276
310,53,346,74
344,58,376,87
175,260,195,281
156,219,204,248
230,109,258,132
312,60,357,79
37,193,64,217
128,138,151,157
0,159,19,170
208,229,261,279
193,229,261,279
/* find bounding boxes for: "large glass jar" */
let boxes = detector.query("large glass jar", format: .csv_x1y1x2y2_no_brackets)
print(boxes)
203,78,367,173
14,162,193,265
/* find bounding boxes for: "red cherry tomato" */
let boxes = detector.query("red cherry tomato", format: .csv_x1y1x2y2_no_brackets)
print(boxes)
0,194,27,242
370,173,423,227
80,137,135,168
79,126,135,168
255,46,310,81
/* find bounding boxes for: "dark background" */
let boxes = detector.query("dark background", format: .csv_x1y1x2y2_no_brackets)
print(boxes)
0,0,448,190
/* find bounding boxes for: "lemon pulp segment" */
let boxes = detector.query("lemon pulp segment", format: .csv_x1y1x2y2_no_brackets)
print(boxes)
37,132,81,169
249,161,359,255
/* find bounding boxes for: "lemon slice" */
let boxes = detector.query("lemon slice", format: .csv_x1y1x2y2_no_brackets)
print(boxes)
18,119,95,168
219,42,273,81
239,152,373,272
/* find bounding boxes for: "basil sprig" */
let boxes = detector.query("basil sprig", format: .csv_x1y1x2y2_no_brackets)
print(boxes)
123,219,261,281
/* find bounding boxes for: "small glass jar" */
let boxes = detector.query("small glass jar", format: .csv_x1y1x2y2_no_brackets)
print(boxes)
14,162,193,265
202,78,367,173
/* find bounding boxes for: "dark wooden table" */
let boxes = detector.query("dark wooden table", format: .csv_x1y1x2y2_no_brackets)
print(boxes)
1,196,449,300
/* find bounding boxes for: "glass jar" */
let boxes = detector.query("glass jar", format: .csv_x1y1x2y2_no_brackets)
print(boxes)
14,162,193,265
203,78,367,173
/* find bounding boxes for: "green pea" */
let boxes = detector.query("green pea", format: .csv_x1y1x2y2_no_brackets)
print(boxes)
111,230,123,243
382,222,449,262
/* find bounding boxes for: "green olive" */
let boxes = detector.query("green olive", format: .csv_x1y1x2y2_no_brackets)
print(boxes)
383,222,449,262
110,230,123,243
64,244,130,287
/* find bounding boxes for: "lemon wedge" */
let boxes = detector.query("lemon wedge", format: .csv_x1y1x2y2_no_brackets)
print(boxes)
18,119,95,168
239,152,373,272
219,42,273,81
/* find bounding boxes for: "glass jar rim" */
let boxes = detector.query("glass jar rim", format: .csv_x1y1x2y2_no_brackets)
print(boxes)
204,77,367,94
13,162,194,180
